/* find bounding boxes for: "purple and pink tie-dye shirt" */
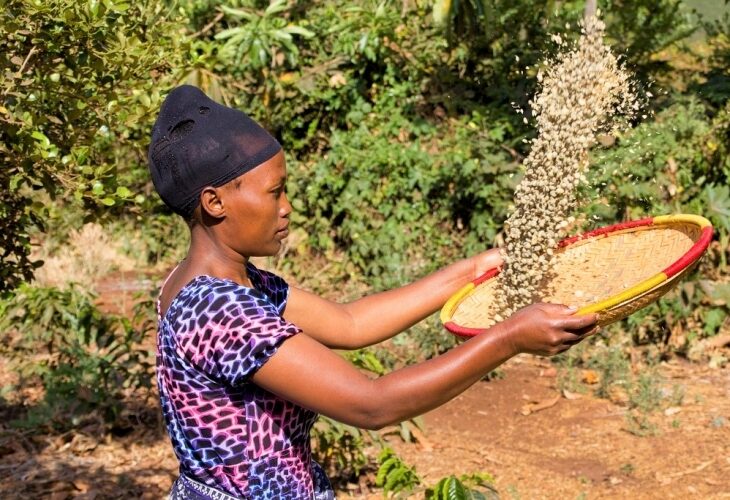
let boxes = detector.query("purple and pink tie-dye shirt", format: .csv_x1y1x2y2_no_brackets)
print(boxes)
156,262,332,498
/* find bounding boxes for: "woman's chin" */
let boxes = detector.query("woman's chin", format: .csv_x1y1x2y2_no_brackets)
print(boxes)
245,244,282,258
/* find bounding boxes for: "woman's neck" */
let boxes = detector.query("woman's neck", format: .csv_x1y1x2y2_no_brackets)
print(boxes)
184,225,252,287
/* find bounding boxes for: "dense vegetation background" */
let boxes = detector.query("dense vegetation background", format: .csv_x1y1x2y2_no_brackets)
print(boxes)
1,0,728,496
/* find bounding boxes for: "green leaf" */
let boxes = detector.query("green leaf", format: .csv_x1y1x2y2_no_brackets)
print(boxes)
220,5,255,20
271,29,293,42
31,130,51,147
704,184,730,231
215,27,246,41
100,197,115,206
283,25,315,38
703,308,727,336
445,476,468,500
265,0,288,16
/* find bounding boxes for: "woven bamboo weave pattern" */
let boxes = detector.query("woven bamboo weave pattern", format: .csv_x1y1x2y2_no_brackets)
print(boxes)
450,222,702,329
591,264,696,326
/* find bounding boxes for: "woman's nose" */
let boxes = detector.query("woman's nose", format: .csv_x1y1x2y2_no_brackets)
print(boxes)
280,194,292,217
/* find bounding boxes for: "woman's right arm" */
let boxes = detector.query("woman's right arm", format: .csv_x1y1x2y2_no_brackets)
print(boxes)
253,303,597,429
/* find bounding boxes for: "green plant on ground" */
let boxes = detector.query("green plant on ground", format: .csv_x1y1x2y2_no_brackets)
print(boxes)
620,462,635,475
624,368,664,436
425,472,499,500
625,410,659,437
554,341,589,394
0,283,154,428
311,415,375,486
214,0,314,70
376,447,422,496
629,370,664,414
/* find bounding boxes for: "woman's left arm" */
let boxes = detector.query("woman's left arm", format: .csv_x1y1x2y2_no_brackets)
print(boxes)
283,249,502,350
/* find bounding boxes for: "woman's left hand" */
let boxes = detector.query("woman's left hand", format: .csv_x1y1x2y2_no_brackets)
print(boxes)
471,248,503,280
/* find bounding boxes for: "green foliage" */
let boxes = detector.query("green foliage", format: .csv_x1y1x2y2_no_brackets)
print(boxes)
429,0,694,107
586,98,720,224
0,283,154,428
311,416,375,483
214,0,314,70
0,0,189,291
626,369,663,437
703,282,730,337
376,447,421,495
628,369,664,414
698,2,730,106
425,472,499,500
292,97,516,290
601,0,697,81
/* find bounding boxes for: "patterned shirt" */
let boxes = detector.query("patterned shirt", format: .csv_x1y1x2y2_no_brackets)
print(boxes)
156,262,332,498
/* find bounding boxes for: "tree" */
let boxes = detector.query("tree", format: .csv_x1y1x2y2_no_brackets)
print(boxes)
0,0,189,293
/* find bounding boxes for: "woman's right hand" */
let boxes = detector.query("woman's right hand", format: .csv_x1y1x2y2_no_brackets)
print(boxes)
502,303,598,356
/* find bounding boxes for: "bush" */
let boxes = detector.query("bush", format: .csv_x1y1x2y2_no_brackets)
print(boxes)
291,95,516,290
0,283,154,428
425,472,498,500
376,447,421,495
586,98,727,225
0,0,189,291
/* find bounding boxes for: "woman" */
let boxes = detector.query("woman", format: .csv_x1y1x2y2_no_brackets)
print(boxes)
149,85,597,499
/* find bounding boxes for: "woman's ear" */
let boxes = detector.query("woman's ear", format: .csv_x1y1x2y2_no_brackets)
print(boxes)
199,186,226,220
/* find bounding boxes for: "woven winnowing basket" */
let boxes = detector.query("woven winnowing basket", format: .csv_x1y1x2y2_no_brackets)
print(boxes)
442,215,713,338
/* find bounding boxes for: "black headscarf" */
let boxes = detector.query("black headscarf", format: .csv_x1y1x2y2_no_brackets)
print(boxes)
148,85,281,218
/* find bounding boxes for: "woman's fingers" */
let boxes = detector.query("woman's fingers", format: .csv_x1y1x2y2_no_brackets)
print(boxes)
557,325,601,352
568,322,600,336
559,311,598,330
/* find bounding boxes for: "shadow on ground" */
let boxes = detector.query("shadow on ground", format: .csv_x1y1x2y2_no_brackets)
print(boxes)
0,396,175,500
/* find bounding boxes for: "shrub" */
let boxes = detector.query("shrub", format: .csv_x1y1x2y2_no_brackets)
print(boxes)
376,447,421,495
0,283,154,428
0,0,189,291
425,472,498,500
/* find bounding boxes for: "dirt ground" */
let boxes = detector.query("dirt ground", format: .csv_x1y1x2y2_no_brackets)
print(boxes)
388,355,730,500
1,271,729,499
1,353,728,499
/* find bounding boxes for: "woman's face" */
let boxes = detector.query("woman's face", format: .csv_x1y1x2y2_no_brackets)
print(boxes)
216,150,292,257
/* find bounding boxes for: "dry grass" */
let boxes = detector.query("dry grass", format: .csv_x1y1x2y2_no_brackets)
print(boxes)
32,223,141,290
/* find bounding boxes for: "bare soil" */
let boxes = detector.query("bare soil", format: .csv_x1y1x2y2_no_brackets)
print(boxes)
1,355,728,499
387,355,730,500
1,272,728,499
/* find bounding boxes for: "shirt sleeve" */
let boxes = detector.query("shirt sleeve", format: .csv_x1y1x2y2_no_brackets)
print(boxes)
174,281,300,386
